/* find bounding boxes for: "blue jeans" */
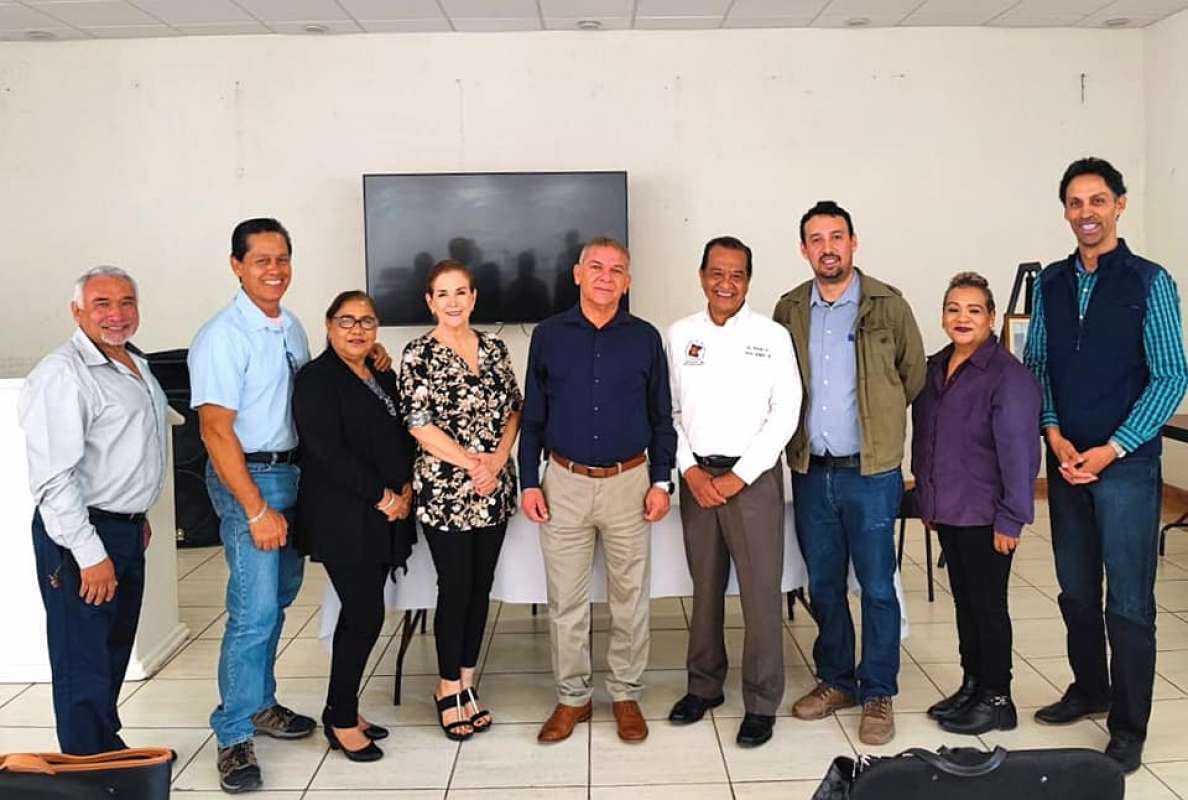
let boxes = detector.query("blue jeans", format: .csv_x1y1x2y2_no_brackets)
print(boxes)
206,461,305,748
792,464,903,702
1047,455,1161,743
32,511,145,755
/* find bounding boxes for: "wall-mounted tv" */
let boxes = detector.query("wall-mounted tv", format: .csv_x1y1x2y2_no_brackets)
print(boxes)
364,171,628,326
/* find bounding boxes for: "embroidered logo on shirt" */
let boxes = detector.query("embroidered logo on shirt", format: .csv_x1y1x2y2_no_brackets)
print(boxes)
745,344,771,359
685,340,705,365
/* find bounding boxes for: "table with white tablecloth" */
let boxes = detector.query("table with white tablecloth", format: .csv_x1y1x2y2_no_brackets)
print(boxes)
319,494,809,640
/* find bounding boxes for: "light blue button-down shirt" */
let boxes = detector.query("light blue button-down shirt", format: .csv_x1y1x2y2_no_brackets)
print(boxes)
807,274,861,457
188,289,310,452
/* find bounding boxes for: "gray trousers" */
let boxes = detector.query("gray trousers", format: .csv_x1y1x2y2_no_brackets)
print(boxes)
680,462,786,715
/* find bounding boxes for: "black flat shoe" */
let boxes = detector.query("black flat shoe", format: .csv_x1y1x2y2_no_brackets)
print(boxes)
736,713,774,747
927,675,979,721
939,692,1017,735
435,692,474,741
324,726,384,763
363,722,389,740
1035,687,1110,725
463,687,492,732
668,693,725,725
1105,737,1143,775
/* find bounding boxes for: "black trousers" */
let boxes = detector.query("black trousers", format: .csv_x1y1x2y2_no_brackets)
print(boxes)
32,510,145,755
424,523,507,681
936,524,1015,694
324,561,390,728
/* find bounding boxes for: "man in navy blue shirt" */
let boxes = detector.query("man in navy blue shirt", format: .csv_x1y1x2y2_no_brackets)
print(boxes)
520,236,677,745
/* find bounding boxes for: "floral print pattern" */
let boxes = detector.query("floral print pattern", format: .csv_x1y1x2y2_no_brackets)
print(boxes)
399,331,522,531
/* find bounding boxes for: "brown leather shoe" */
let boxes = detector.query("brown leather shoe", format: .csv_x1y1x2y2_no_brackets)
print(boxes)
612,700,648,742
792,682,857,720
537,702,592,743
859,696,895,745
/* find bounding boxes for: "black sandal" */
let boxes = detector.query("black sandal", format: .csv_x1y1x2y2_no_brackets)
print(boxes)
434,692,474,741
463,686,492,731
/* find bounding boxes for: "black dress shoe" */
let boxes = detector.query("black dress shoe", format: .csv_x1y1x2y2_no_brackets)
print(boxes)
736,713,775,747
927,675,979,721
325,725,384,763
939,692,1017,735
1034,687,1110,726
1105,737,1143,774
668,693,725,725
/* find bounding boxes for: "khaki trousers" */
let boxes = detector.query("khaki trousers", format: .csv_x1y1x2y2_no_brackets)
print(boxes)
540,461,651,705
680,462,785,715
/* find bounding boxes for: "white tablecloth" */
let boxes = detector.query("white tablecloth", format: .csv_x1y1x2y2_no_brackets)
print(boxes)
320,495,808,639
319,475,913,641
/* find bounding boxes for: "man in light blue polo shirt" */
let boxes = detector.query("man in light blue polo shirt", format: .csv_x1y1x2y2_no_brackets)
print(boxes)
189,218,314,793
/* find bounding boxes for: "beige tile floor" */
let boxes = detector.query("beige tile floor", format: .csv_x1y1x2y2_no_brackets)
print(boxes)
3,501,1188,798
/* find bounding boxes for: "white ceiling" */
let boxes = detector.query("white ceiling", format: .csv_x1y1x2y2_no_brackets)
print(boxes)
1,0,1185,41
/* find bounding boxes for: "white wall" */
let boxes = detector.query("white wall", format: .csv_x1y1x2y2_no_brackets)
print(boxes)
1146,9,1188,489
0,26,1146,379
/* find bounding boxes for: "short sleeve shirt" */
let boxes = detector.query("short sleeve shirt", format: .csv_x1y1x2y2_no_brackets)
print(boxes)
399,331,523,531
188,289,310,452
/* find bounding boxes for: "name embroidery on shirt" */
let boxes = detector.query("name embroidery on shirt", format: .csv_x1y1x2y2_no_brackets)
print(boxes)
685,340,705,365
745,344,771,359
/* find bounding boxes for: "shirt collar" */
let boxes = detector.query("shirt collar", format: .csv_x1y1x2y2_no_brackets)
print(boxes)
234,288,289,331
930,334,999,373
71,327,111,367
564,302,630,330
810,273,861,308
701,302,752,328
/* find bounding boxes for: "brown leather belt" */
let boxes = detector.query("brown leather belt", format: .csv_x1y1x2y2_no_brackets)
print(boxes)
550,452,647,478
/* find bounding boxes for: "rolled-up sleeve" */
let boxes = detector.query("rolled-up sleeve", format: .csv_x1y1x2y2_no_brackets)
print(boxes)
399,343,435,430
990,366,1043,538
18,361,107,568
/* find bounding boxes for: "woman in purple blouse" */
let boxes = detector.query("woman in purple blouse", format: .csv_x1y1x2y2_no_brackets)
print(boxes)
911,272,1042,735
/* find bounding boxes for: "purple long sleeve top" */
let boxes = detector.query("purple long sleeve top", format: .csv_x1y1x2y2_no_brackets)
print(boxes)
910,336,1042,538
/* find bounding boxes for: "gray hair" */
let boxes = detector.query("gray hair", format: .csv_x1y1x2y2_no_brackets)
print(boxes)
578,236,630,266
944,271,996,315
72,266,138,306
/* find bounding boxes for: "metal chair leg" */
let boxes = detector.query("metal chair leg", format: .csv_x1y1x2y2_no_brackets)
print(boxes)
924,525,935,603
393,609,425,706
897,516,907,568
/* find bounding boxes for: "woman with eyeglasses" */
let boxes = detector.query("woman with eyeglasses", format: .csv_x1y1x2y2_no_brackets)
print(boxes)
399,259,522,741
292,290,415,762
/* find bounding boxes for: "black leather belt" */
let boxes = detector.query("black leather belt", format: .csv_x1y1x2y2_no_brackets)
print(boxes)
695,454,740,469
245,450,298,465
809,453,861,469
88,507,147,524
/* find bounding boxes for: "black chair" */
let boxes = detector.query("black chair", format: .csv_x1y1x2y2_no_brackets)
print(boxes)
896,488,941,602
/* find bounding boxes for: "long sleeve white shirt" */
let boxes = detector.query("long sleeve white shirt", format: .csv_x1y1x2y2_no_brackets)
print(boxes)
666,303,802,484
18,328,169,568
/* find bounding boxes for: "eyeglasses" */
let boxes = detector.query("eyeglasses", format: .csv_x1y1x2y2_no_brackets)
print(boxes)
332,315,379,331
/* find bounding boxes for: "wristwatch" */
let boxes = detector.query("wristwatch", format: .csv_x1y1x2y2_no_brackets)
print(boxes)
653,481,675,495
1109,440,1127,460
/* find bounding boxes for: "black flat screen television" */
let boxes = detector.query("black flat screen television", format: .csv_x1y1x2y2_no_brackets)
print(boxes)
364,171,628,326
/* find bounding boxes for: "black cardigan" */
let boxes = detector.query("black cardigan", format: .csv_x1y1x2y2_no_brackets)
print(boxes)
292,349,416,568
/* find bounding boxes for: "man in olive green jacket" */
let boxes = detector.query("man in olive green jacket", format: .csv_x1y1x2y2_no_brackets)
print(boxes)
773,200,925,747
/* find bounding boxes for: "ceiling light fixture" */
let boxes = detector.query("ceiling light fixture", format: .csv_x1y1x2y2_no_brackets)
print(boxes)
845,17,870,27
303,23,329,34
576,19,602,31
1103,17,1130,27
25,29,56,40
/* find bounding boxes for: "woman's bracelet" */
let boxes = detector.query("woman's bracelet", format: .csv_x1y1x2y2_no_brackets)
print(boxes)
379,493,397,511
246,503,269,525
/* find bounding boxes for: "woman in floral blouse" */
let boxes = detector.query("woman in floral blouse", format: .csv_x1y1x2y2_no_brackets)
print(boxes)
399,259,522,741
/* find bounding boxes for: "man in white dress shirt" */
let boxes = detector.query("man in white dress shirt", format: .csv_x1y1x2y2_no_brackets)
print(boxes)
19,266,168,755
665,237,802,747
